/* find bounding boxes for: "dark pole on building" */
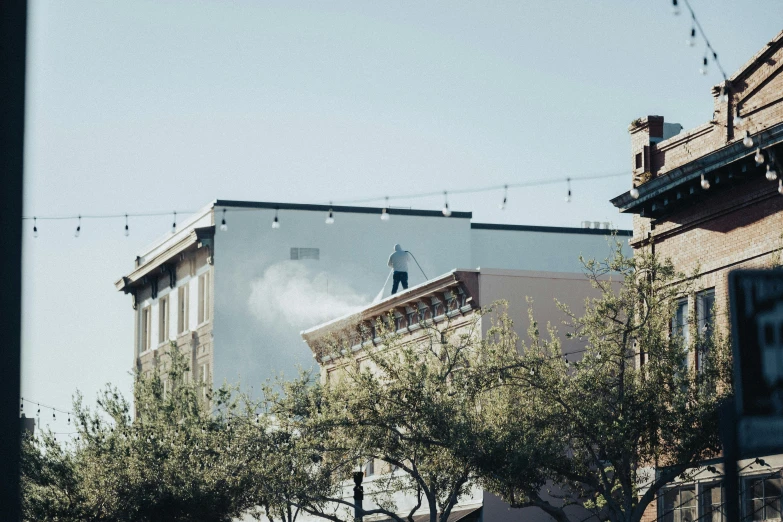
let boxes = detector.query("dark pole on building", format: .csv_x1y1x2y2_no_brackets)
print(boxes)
0,0,27,520
720,397,740,522
353,471,364,522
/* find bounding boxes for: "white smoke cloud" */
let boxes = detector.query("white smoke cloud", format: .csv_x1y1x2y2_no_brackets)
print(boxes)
248,262,371,330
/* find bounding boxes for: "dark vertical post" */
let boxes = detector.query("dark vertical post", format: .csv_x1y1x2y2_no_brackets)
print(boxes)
353,471,364,522
721,398,740,522
0,0,27,520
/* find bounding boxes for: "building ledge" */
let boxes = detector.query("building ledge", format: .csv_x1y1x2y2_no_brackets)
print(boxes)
611,121,783,218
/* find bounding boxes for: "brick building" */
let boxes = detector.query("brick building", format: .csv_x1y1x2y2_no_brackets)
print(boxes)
611,30,783,522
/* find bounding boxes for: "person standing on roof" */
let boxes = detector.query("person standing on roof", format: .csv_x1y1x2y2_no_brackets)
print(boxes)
387,244,410,294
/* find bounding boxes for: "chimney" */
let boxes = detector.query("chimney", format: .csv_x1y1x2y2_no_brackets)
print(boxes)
628,116,664,186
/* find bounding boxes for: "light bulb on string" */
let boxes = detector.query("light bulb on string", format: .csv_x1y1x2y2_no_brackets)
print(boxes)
171,212,177,234
720,84,729,103
743,131,753,148
381,197,390,221
124,214,130,237
220,209,228,231
672,0,680,15
272,208,280,229
565,178,572,203
33,217,38,238
701,174,710,190
686,26,696,47
699,55,708,76
325,203,335,225
733,109,744,127
755,148,765,166
499,185,508,210
442,192,452,217
766,163,778,181
74,216,81,238
36,404,40,416
778,179,783,195
630,186,640,200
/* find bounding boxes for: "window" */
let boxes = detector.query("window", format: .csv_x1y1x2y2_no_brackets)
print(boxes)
636,152,643,169
158,295,169,344
364,459,375,477
696,289,716,371
140,306,151,353
745,476,782,521
663,486,696,522
702,483,724,522
177,285,189,335
290,247,320,260
672,297,690,348
197,272,210,324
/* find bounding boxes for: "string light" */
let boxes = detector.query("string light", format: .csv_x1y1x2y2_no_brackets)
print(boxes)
171,212,177,234
766,163,778,181
381,197,390,221
699,54,708,76
778,179,783,195
686,26,696,47
74,216,81,238
220,209,228,231
743,131,753,148
272,208,280,229
499,185,508,210
700,173,710,190
565,178,572,203
671,1,728,82
733,109,744,127
325,203,335,225
755,148,765,166
442,192,452,217
630,186,640,200
33,217,38,238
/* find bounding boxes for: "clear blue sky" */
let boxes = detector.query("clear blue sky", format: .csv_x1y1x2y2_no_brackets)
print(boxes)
21,0,782,430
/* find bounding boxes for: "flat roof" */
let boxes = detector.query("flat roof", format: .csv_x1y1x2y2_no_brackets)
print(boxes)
471,222,632,236
215,199,472,219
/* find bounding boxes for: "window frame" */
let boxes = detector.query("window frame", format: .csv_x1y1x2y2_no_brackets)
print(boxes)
744,474,783,521
140,306,151,354
158,294,170,345
177,284,189,335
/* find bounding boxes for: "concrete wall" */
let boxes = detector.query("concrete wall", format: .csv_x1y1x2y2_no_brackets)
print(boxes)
477,268,610,357
470,226,627,273
211,206,473,390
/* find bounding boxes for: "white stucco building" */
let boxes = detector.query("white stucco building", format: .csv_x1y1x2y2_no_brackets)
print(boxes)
115,200,631,395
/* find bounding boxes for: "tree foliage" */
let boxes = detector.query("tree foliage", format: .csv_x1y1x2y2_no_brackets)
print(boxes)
21,346,259,522
468,245,733,522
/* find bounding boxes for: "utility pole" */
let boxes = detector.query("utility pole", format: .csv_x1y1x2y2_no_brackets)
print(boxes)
353,471,364,522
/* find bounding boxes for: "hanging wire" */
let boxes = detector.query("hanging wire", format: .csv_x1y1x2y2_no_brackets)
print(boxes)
674,0,729,81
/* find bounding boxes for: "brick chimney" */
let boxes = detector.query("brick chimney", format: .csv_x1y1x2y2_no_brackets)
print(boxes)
628,116,664,187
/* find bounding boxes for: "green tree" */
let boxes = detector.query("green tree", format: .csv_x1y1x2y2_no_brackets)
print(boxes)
21,346,260,522
265,312,500,522
470,245,733,522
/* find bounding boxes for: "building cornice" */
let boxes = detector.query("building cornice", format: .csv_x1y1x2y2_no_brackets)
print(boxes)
611,121,783,218
115,226,215,293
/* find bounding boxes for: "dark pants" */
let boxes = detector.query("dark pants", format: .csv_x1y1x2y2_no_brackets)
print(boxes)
392,271,408,294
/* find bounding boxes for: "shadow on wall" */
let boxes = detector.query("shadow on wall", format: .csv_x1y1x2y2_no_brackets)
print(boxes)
248,261,371,330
